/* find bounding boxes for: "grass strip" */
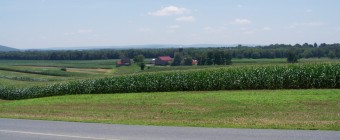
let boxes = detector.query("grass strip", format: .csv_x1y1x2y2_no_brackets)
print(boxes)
0,89,339,130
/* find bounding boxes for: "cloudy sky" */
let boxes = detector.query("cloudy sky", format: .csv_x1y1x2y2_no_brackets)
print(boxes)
1,0,340,49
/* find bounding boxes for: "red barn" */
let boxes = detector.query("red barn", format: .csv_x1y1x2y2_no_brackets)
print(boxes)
116,57,131,67
155,56,172,66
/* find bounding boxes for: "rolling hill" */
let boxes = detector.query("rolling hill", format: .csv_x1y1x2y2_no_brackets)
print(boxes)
0,45,19,52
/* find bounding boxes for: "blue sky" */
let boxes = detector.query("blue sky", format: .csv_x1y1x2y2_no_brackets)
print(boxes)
1,0,340,49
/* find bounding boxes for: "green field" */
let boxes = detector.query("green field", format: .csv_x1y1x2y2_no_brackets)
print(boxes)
0,58,339,130
0,58,339,98
0,60,117,87
0,89,339,130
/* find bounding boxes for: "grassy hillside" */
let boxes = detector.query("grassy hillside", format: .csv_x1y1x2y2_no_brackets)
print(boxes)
0,89,339,130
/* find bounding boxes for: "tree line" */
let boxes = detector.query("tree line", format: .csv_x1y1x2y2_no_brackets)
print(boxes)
0,43,339,60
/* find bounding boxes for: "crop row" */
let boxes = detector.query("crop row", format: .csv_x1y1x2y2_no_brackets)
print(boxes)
0,67,80,77
1,64,339,100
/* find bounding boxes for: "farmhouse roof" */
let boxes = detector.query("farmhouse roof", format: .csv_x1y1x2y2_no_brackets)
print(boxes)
158,56,172,61
116,61,123,65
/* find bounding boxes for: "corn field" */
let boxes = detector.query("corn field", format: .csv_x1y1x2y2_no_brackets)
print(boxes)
1,64,339,100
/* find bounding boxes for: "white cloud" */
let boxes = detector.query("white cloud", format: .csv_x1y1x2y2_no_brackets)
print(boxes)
149,6,188,16
176,16,195,22
65,29,94,35
263,27,271,31
287,22,325,29
305,9,313,13
238,27,254,34
203,26,227,33
138,28,152,32
39,36,47,40
168,25,180,29
204,26,214,31
305,22,325,27
240,27,247,31
243,31,254,35
203,26,215,33
232,18,252,25
77,29,93,34
165,30,176,33
336,27,340,31
166,25,180,33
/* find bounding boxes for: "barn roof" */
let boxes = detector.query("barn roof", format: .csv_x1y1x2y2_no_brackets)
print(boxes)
158,56,172,61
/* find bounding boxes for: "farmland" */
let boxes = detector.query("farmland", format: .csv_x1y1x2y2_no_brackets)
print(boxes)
1,61,340,100
0,58,339,130
0,60,115,87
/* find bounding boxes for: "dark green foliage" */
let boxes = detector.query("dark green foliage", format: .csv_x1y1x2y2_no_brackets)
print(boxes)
213,51,224,65
329,52,336,59
1,64,340,100
202,50,232,65
224,52,232,65
183,57,193,66
1,43,340,60
287,50,298,63
206,51,214,65
171,53,183,66
140,63,145,70
196,53,207,65
133,55,145,64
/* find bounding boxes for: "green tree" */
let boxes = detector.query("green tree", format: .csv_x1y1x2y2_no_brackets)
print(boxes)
302,49,313,58
206,51,214,65
287,50,298,63
328,51,336,59
171,53,183,66
183,57,193,66
133,55,145,64
140,63,145,70
196,53,206,65
251,51,260,59
213,51,224,65
224,51,232,65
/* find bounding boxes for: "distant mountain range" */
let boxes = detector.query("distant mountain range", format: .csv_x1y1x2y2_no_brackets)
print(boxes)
0,45,19,52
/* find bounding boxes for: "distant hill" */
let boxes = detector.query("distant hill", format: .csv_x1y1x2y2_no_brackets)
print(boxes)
0,45,19,52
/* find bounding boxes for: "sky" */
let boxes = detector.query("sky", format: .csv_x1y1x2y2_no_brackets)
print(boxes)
1,0,340,49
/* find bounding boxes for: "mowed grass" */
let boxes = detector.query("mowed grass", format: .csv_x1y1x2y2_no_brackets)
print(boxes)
0,89,339,130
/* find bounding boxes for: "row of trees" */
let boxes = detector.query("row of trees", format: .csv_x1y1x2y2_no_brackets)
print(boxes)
0,43,340,60
196,51,232,65
170,49,232,66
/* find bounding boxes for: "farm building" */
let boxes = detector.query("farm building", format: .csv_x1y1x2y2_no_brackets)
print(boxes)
192,59,198,65
155,56,172,65
116,57,131,67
